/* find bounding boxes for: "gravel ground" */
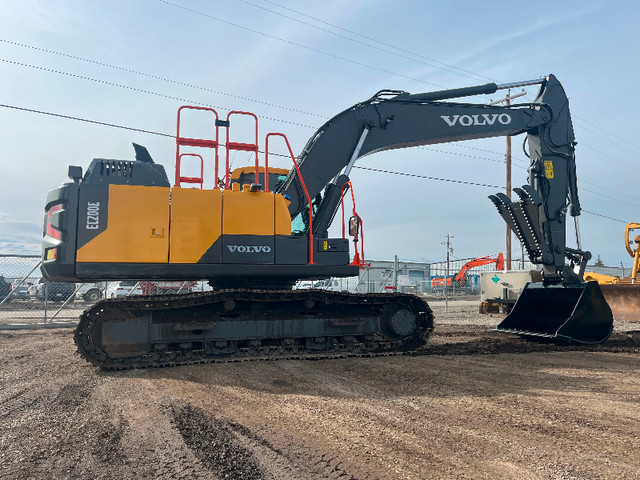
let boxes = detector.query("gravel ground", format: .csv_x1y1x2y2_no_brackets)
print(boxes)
1,300,639,479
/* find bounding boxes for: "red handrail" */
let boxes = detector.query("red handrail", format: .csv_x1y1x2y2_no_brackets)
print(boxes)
263,135,274,192
265,132,314,265
176,106,219,188
175,153,204,189
225,111,259,189
341,181,366,267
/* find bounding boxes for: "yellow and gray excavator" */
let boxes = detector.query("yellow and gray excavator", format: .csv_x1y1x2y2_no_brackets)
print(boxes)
41,74,613,368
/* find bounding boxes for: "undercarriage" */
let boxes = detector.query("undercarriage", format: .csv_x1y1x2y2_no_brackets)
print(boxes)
74,289,434,369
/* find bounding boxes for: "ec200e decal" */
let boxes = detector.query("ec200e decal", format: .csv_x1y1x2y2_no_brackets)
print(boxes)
86,202,100,230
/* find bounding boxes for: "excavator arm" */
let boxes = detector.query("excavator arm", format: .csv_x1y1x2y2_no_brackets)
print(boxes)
277,74,583,285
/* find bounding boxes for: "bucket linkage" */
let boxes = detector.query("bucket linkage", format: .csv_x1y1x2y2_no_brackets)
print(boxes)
489,184,613,345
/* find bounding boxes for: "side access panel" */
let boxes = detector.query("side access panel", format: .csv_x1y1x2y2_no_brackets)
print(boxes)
170,187,223,264
222,189,275,264
76,184,170,263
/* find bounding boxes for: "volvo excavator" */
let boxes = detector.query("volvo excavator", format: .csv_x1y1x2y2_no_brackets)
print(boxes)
41,74,614,368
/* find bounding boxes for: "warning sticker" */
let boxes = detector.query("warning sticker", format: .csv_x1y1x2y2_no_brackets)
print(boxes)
544,160,554,179
323,240,328,250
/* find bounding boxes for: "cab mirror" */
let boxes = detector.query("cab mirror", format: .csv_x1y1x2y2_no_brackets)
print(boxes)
348,216,359,236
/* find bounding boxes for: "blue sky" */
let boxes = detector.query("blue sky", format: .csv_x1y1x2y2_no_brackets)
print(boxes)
0,0,638,268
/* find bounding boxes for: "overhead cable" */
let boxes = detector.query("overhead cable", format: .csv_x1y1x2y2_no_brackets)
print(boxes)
236,0,492,83
157,0,443,88
0,39,323,118
0,58,315,129
1,101,637,214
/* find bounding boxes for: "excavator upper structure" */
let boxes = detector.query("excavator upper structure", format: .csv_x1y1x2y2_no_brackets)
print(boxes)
41,74,614,368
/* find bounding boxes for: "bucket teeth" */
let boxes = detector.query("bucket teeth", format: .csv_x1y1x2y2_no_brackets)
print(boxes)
489,193,520,235
518,185,543,205
489,191,542,260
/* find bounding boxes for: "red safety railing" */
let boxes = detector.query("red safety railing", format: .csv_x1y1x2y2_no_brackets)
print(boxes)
176,106,220,188
225,111,259,189
341,181,366,267
175,153,204,189
266,132,314,265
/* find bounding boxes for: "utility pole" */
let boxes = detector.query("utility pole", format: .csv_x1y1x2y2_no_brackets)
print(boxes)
489,89,526,271
441,234,453,313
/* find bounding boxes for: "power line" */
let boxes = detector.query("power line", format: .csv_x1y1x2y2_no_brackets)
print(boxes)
352,165,502,189
157,0,443,88
573,114,640,152
4,36,636,175
419,146,510,165
0,103,174,137
576,130,640,169
0,102,500,189
580,186,640,208
420,146,640,205
2,47,637,204
579,178,640,203
0,58,315,129
236,0,492,83
517,91,640,161
575,122,640,158
5,51,636,202
242,0,640,157
2,102,638,215
0,39,324,119
582,210,628,223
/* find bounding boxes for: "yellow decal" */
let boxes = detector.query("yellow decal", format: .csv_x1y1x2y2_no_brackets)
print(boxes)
323,241,328,251
544,160,554,179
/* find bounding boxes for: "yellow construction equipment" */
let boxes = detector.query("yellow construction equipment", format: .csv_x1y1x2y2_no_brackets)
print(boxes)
624,222,640,282
584,272,619,284
599,223,640,322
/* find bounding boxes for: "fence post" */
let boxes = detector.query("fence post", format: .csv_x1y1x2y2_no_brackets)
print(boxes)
44,283,48,323
49,283,84,323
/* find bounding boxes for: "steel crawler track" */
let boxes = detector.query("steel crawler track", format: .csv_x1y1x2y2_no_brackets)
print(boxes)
74,290,434,369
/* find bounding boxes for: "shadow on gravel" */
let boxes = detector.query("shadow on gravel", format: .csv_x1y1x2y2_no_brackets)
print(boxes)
419,330,640,357
100,330,640,402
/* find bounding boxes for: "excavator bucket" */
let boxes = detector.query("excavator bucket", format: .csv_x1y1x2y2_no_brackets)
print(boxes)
600,284,640,322
495,281,613,344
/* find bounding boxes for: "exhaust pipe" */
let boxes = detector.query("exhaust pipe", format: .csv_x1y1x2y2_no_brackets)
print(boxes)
495,281,613,344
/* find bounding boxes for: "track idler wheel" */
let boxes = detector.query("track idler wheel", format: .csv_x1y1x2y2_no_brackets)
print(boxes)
382,304,417,340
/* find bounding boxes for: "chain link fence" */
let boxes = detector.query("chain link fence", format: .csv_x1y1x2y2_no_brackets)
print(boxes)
0,253,538,326
294,257,538,299
0,254,211,327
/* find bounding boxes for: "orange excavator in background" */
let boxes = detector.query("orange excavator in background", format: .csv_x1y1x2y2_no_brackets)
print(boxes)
431,253,504,287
